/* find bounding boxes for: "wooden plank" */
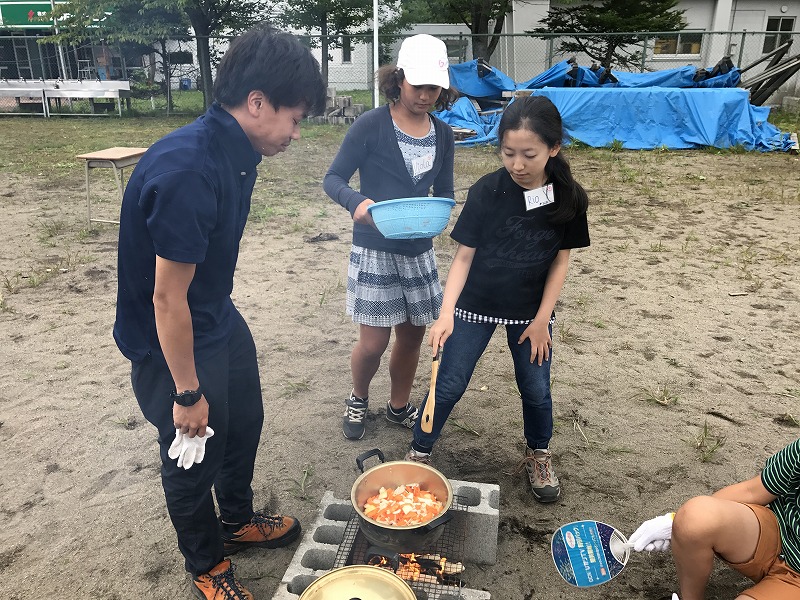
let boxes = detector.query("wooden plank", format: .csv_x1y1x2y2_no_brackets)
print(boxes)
502,89,534,98
790,132,799,155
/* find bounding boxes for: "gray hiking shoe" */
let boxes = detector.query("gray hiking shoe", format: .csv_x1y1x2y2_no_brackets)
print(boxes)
404,448,432,465
343,392,368,440
386,402,418,429
523,447,561,503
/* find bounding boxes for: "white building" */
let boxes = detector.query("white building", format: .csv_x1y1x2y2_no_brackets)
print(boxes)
499,0,800,98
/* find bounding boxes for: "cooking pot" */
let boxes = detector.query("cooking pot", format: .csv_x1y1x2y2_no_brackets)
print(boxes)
299,565,416,600
351,449,453,554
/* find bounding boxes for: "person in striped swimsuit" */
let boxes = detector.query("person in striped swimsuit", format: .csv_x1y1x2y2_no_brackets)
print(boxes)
630,437,800,600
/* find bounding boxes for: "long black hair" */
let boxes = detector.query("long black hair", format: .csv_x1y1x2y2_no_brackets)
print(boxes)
213,24,326,116
376,64,459,112
497,96,589,224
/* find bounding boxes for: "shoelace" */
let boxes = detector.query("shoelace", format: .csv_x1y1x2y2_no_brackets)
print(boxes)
346,402,367,423
516,454,553,485
210,563,248,600
535,457,552,483
250,512,285,538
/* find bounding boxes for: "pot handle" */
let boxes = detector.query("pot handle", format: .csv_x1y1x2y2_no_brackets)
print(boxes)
423,510,454,532
355,448,385,473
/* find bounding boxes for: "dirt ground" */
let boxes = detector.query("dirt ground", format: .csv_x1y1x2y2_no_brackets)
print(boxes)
1,118,800,600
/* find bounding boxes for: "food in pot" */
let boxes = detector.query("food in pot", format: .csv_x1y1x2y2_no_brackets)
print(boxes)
363,483,444,526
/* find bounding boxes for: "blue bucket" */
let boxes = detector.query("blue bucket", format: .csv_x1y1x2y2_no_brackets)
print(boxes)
367,197,456,240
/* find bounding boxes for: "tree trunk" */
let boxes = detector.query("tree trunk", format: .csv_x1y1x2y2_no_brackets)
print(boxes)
185,8,214,109
159,39,174,113
320,15,329,87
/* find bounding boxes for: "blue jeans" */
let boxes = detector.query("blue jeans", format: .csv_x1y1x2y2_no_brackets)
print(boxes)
412,317,554,453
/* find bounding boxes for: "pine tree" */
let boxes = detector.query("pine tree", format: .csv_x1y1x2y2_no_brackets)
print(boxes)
533,0,686,70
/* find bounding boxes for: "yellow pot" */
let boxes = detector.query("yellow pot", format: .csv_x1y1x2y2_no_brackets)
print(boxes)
299,565,416,600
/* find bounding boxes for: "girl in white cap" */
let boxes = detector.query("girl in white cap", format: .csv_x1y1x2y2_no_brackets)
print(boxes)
323,34,459,440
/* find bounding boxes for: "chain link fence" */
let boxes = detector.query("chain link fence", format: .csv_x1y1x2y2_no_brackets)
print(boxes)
1,30,799,115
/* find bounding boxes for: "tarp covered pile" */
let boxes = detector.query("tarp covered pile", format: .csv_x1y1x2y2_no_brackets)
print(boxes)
436,59,792,152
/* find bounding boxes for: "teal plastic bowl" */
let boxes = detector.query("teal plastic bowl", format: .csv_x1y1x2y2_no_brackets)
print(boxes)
367,197,456,240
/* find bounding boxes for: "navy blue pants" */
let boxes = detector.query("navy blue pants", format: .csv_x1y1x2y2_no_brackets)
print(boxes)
411,317,554,453
131,309,264,575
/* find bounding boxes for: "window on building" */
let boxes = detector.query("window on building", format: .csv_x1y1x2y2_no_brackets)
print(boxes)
653,31,703,55
341,35,352,63
169,51,193,65
763,17,795,53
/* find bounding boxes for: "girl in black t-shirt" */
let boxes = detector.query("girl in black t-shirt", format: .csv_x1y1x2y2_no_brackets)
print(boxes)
406,96,590,504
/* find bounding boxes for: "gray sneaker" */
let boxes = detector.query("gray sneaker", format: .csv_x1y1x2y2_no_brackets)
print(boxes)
386,402,418,429
404,448,432,465
343,392,368,440
523,447,561,503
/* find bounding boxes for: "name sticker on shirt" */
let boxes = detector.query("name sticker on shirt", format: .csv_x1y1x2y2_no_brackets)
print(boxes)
524,183,554,211
412,154,434,177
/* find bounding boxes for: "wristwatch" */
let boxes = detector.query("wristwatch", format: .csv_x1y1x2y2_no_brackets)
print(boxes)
170,387,203,407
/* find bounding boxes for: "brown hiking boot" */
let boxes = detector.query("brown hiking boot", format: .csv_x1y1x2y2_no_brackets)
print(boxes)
521,447,561,503
192,559,253,600
222,511,301,554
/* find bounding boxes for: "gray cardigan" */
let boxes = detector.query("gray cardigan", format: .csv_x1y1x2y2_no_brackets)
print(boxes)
323,104,455,256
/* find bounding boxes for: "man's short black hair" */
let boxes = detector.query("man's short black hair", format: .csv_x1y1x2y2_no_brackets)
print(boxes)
214,24,326,116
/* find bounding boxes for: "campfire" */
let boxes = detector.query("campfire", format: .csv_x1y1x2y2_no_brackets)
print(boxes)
368,551,465,586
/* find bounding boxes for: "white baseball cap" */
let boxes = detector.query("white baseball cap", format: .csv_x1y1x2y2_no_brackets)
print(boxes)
397,34,450,89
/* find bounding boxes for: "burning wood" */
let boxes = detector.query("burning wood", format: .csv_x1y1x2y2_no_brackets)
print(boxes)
394,553,464,585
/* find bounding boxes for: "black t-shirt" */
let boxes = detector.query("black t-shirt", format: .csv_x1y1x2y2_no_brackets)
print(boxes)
451,168,590,321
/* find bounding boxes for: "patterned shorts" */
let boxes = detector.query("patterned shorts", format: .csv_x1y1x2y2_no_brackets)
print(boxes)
347,245,443,328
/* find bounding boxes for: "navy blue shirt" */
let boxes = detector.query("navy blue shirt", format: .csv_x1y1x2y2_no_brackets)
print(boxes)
114,103,262,362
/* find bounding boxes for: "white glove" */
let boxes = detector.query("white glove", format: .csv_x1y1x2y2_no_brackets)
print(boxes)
672,594,680,600
167,427,215,470
628,512,675,552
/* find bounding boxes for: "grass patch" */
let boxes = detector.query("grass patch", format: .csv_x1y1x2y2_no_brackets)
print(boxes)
693,420,726,462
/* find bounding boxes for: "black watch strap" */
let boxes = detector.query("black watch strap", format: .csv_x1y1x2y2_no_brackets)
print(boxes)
170,387,203,407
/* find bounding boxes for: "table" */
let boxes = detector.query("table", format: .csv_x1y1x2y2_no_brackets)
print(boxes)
76,147,148,228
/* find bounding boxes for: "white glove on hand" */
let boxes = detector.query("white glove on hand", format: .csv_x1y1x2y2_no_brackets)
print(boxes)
167,427,215,470
672,594,680,600
628,512,675,552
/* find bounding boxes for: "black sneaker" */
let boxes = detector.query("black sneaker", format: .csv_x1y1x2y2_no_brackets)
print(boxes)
386,402,418,429
343,391,368,440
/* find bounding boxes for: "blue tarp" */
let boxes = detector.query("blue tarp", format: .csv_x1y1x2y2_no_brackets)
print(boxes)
436,61,790,151
448,60,517,100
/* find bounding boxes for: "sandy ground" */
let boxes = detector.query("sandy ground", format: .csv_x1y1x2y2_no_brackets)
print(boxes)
1,121,800,600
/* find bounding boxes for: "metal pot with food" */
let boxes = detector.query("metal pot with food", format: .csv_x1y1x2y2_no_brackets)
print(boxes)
351,449,453,554
299,565,416,600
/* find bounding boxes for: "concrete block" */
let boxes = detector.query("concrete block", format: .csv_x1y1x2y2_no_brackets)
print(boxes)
450,479,500,566
271,484,496,599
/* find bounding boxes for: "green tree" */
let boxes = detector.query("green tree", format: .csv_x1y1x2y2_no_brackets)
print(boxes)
49,0,190,109
401,0,516,60
52,0,271,108
532,0,686,70
176,0,269,107
275,0,408,86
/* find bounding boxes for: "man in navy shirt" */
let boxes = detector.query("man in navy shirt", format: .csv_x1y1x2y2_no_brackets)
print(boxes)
114,26,325,599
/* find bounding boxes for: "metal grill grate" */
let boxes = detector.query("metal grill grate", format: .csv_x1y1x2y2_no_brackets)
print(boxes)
334,495,469,600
